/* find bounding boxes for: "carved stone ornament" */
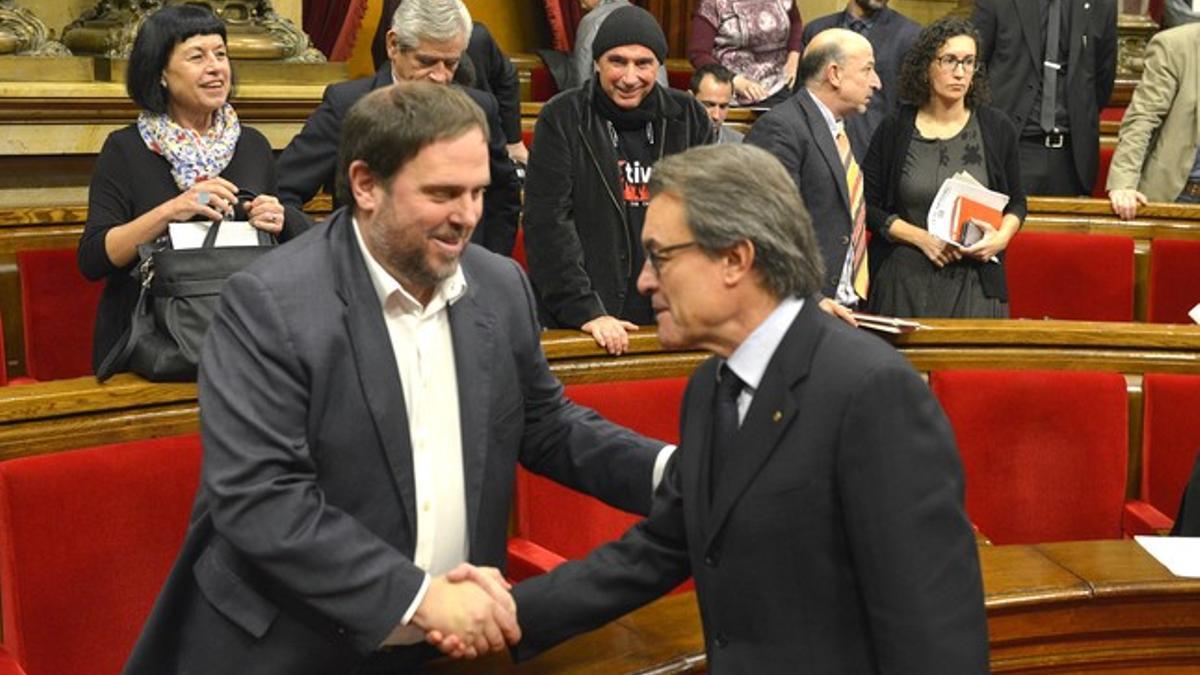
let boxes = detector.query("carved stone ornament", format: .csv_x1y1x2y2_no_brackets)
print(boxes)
1116,12,1159,79
0,0,71,56
63,0,325,62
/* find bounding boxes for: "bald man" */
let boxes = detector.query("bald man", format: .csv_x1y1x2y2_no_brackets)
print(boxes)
746,28,880,309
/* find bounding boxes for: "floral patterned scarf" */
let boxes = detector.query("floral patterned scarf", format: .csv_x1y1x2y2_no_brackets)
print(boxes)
137,103,241,191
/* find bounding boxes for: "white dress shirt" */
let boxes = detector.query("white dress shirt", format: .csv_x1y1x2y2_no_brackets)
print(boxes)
723,296,806,423
353,218,468,645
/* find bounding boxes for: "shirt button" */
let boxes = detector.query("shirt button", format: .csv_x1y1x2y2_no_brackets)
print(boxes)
422,501,431,512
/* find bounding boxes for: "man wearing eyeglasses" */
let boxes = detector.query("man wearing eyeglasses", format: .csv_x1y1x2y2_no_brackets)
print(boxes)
467,143,989,672
746,29,879,310
972,0,1116,196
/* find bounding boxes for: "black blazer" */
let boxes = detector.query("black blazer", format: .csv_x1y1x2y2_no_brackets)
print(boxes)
972,0,1117,191
863,105,1027,301
514,298,989,673
122,209,660,674
275,69,521,256
745,90,854,297
523,83,712,328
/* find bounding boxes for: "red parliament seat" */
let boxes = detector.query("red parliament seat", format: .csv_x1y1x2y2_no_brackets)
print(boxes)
1125,373,1200,535
1005,231,1134,321
1147,238,1200,324
508,377,688,580
0,435,202,675
930,369,1128,545
17,249,104,381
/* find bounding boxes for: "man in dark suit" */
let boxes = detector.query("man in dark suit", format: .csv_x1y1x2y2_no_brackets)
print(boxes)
473,143,989,672
123,82,665,674
973,0,1117,196
746,28,879,307
277,0,520,255
802,0,921,159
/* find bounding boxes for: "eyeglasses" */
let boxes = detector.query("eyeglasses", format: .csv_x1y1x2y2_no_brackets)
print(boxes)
934,55,977,73
645,241,698,275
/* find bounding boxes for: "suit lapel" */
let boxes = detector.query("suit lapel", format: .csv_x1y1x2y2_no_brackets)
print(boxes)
1016,0,1042,71
332,212,418,533
798,91,852,217
447,260,496,550
703,298,823,552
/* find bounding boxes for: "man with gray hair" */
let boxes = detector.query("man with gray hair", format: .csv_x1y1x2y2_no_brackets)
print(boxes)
442,143,989,671
277,0,521,256
747,28,879,309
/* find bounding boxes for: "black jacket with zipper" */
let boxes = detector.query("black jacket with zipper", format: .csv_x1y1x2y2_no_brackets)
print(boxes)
523,81,712,329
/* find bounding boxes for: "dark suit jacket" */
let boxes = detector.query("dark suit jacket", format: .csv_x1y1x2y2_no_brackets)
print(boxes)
123,209,660,674
514,298,989,673
745,90,854,297
972,0,1117,191
275,69,521,256
801,8,921,160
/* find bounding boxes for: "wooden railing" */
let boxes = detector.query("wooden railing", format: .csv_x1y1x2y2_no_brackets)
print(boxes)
420,539,1200,674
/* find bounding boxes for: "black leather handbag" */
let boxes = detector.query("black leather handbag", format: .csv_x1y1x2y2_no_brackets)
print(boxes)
96,218,275,382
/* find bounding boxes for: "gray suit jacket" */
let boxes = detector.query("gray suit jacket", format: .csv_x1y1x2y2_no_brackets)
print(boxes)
745,89,854,297
123,208,659,674
1106,23,1200,202
513,298,989,673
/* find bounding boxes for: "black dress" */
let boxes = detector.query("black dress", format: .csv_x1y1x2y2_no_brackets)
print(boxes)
867,113,1007,318
78,124,298,371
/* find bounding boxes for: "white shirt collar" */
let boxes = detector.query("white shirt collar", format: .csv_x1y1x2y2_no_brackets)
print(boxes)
351,215,468,313
806,88,843,140
723,295,806,394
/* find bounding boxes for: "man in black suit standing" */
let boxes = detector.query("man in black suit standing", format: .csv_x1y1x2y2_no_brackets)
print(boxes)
124,82,666,675
973,0,1117,196
746,28,879,308
458,142,989,673
802,0,921,159
276,0,520,255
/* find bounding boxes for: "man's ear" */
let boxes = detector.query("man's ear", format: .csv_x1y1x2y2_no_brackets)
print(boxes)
722,239,756,286
348,160,381,212
385,29,399,61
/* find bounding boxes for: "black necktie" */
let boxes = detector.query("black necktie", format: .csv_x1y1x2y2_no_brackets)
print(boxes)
710,364,744,493
1041,0,1062,133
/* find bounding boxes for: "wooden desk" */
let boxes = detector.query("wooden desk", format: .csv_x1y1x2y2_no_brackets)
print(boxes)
422,540,1200,674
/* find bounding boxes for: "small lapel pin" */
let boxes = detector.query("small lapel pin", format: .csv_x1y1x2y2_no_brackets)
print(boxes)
773,411,783,422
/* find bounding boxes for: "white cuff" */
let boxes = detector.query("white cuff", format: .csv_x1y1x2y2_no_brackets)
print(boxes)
652,444,676,492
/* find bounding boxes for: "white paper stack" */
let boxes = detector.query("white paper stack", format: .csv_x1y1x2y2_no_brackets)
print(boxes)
927,172,1009,252
168,221,259,250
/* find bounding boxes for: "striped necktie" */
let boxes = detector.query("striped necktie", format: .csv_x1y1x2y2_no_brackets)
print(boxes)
836,126,869,300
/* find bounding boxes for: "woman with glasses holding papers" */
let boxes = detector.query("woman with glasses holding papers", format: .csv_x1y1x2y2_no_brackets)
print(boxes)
862,17,1025,318
77,5,301,372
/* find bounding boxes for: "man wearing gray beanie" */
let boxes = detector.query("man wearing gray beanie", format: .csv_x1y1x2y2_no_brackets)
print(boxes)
524,5,712,355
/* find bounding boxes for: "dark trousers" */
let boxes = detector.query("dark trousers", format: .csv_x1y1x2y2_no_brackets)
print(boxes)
1019,138,1089,196
354,644,442,674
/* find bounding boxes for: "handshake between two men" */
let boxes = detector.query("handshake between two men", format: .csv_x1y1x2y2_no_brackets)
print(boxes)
412,564,521,660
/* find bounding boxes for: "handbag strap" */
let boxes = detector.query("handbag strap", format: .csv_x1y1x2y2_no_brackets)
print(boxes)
199,221,276,248
95,282,154,382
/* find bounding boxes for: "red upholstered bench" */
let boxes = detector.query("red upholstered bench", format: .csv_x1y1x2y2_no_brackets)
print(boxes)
0,435,202,675
931,369,1128,545
509,377,688,579
1125,373,1200,535
1147,238,1200,324
1005,231,1134,321
17,249,104,381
